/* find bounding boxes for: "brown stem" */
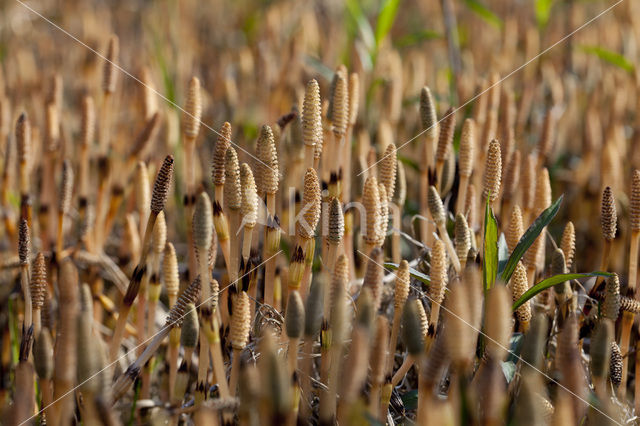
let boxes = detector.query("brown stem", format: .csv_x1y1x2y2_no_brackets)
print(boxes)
304,145,314,171
391,355,415,387
420,171,429,245
229,348,241,397
299,339,314,421
621,231,640,397
392,207,402,264
19,265,32,330
456,175,469,214
386,309,402,374
438,224,461,274
288,337,299,377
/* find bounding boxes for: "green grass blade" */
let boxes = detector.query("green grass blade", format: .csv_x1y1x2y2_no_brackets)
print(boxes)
463,0,503,30
384,262,431,285
500,195,563,284
483,196,498,291
375,0,401,47
579,45,635,73
534,0,554,29
512,272,614,311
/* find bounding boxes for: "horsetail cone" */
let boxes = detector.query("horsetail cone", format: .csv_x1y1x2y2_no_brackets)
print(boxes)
224,147,242,211
610,342,623,388
454,213,471,262
602,274,621,321
507,205,523,253
151,155,174,214
81,96,95,147
436,107,455,164
551,248,568,294
328,254,349,315
180,304,199,349
394,260,410,311
428,186,446,227
285,290,305,340
302,79,322,149
18,219,30,266
240,164,258,228
212,122,231,187
256,125,279,196
327,198,344,245
510,262,531,325
524,169,550,268
416,299,429,338
163,242,180,298
152,211,167,255
621,296,640,314
16,113,31,165
183,76,202,139
379,143,397,201
458,118,475,178
430,239,448,305
304,279,324,337
376,184,389,246
538,110,555,161
348,73,360,125
331,72,349,137
193,192,213,250
166,276,202,328
102,35,119,93
326,67,344,122
394,161,406,207
59,159,74,214
600,186,617,241
502,150,521,201
363,176,381,245
31,253,47,309
482,139,502,203
363,247,384,310
534,168,551,211
420,86,437,139
561,221,576,270
230,291,251,350
631,170,640,231
401,299,425,356
296,168,321,239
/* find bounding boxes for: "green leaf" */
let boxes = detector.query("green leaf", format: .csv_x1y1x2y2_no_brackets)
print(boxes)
401,389,419,411
483,196,498,291
579,45,635,73
512,272,614,311
384,262,431,285
463,0,503,30
534,0,554,29
345,0,376,53
500,195,564,284
375,0,401,47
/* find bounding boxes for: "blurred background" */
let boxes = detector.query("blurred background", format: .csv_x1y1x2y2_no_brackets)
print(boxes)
0,0,639,277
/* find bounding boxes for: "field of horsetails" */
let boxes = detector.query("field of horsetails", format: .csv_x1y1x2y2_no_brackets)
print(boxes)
1,0,640,424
